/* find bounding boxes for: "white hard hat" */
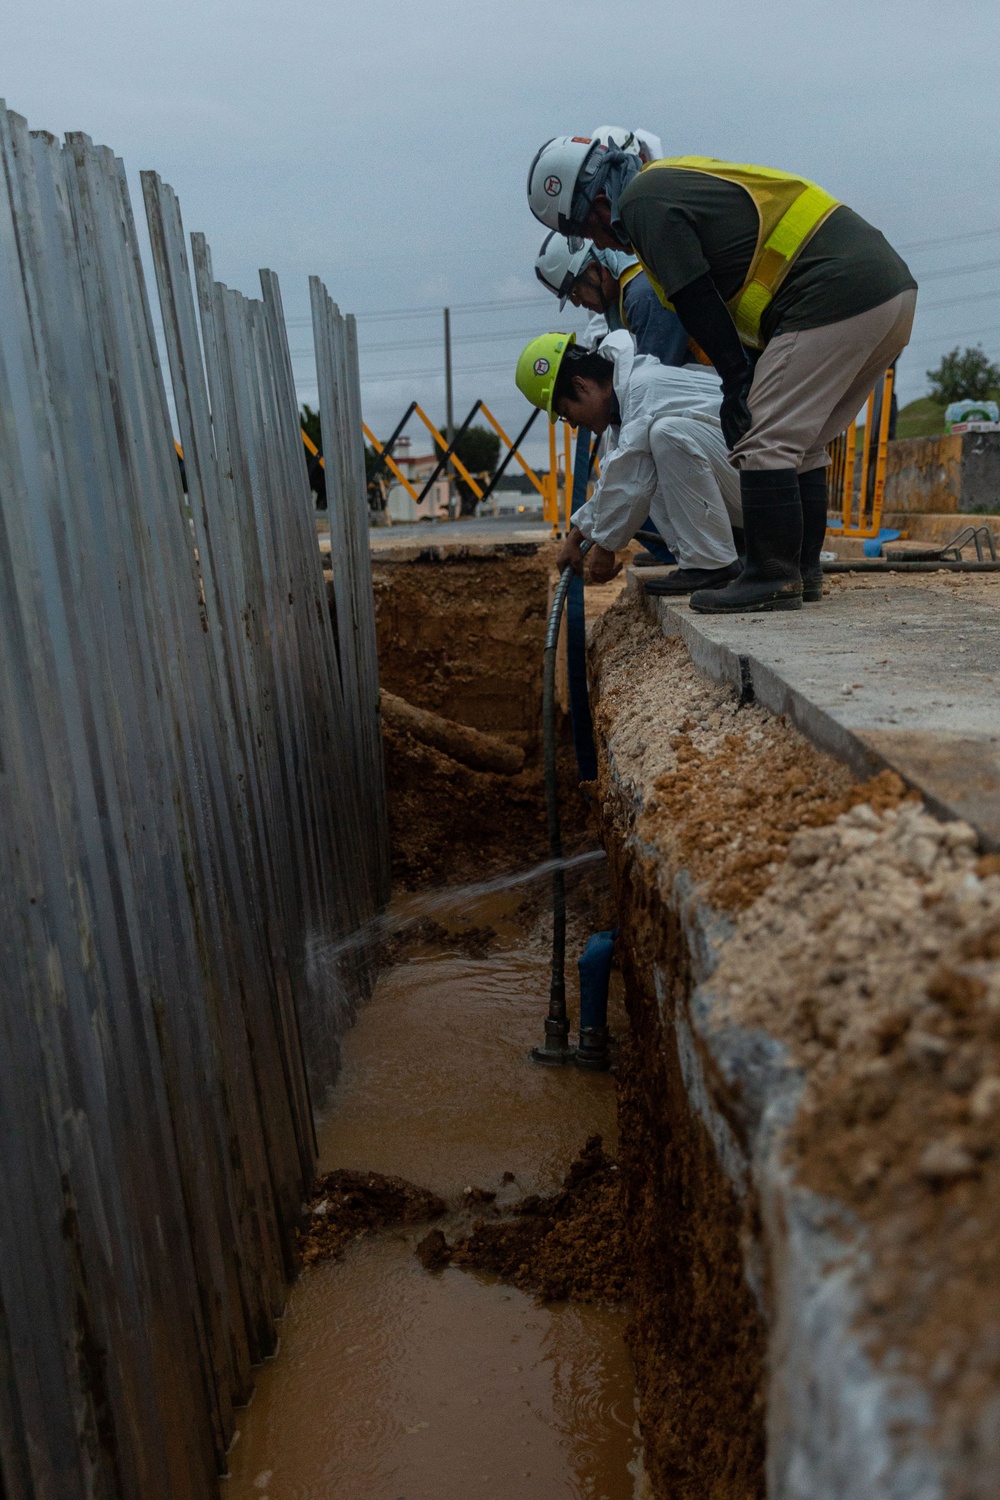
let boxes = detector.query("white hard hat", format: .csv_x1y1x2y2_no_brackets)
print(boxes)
591,125,639,154
527,135,602,233
592,125,663,165
535,231,596,307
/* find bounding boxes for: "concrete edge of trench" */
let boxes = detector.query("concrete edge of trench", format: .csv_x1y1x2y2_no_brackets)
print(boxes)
634,569,1000,853
605,574,971,1498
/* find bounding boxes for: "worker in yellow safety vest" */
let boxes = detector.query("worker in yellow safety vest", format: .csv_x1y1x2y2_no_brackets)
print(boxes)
527,139,918,614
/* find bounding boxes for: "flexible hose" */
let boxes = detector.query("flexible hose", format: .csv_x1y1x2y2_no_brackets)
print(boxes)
823,559,1000,573
533,542,592,1063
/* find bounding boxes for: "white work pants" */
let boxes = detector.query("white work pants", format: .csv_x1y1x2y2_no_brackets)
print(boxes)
647,416,742,571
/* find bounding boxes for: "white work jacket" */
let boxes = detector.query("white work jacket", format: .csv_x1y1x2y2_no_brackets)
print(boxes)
571,331,728,553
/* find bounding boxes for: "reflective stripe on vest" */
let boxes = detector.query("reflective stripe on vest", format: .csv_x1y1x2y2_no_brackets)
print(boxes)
616,261,644,329
632,157,840,348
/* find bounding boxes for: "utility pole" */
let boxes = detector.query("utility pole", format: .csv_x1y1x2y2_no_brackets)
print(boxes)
444,306,454,442
444,306,455,517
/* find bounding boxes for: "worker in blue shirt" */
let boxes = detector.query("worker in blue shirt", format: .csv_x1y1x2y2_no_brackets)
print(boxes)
535,232,693,366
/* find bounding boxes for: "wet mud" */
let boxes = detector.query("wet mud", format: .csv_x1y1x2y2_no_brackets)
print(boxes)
427,1133,630,1304
299,1169,445,1267
223,892,643,1499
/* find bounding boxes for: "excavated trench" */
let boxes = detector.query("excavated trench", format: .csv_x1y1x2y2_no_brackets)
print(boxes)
223,540,640,1499
226,540,997,1499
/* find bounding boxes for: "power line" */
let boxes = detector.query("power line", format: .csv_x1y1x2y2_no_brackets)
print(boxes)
899,226,1000,253
361,321,571,353
357,359,516,385
287,323,574,359
905,323,1000,351
919,288,1000,313
916,257,1000,282
282,294,554,327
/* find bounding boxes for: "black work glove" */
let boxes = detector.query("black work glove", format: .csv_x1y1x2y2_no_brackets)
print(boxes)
720,370,753,451
670,271,754,449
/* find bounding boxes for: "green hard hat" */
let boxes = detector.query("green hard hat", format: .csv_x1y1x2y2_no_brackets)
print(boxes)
515,331,576,422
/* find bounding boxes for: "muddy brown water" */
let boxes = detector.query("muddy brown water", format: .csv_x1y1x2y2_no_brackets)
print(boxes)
223,890,643,1500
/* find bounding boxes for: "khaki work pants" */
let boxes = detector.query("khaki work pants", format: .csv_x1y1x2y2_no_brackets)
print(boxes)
729,288,918,473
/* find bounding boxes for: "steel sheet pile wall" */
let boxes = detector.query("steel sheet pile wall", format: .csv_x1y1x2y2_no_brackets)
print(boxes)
0,103,388,1499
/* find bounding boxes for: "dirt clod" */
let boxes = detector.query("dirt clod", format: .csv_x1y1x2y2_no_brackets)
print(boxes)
414,1228,453,1272
299,1169,445,1266
462,1185,497,1204
425,1136,629,1304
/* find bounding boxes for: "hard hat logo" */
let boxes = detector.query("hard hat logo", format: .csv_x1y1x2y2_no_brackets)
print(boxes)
527,137,600,232
515,330,577,423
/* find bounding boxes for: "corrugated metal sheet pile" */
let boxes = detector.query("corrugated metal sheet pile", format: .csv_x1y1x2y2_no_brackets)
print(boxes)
0,101,390,1498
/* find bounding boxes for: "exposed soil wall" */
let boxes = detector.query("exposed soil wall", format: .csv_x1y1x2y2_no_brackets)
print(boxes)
609,854,768,1500
372,544,553,746
589,589,1000,1499
588,597,898,1498
370,542,590,888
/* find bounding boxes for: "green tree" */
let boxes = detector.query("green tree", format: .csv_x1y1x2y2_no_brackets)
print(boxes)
300,404,384,509
300,402,323,450
450,425,501,515
926,346,1000,404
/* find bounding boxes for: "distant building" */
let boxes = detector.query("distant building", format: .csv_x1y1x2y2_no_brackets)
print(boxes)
384,436,451,522
487,471,545,518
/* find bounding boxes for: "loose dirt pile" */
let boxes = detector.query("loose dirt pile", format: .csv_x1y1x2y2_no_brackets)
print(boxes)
710,801,1000,1451
298,1169,445,1267
415,1135,629,1304
590,587,1000,1488
590,592,910,911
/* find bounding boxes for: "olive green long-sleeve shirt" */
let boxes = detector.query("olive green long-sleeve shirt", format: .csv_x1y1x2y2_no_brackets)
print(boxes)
617,167,916,346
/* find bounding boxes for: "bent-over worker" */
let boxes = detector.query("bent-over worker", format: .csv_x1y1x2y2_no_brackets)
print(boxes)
527,138,916,614
535,233,692,365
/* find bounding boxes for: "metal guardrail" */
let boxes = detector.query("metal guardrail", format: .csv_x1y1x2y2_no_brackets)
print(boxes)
0,99,389,1498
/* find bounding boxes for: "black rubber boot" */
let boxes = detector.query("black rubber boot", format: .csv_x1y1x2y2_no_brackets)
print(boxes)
798,467,828,602
689,470,803,614
643,560,742,596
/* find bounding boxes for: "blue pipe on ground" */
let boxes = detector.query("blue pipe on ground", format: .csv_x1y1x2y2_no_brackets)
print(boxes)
575,928,617,1071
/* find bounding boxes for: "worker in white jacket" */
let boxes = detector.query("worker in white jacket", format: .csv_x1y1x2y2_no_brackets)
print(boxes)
515,330,742,592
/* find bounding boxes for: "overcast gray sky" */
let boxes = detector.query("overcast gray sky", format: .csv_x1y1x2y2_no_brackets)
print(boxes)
6,0,999,464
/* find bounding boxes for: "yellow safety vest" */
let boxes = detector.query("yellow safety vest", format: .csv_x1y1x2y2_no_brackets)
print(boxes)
631,156,841,349
616,260,644,327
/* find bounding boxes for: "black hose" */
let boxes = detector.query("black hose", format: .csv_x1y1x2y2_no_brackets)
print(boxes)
823,559,1000,573
531,543,592,1065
